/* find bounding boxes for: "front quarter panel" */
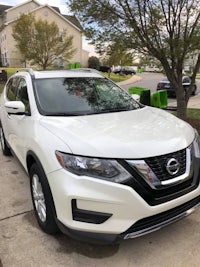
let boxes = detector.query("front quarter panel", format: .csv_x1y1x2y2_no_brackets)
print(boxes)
24,119,73,174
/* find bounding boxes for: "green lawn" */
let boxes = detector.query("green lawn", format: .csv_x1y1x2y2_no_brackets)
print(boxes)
102,72,133,82
186,108,200,119
0,67,19,78
0,68,18,93
196,73,200,79
171,108,200,120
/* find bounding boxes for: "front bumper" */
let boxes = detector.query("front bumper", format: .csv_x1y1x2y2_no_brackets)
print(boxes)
47,168,200,243
57,195,200,244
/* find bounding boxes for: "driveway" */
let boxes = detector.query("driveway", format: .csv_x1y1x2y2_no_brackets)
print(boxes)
1,148,200,267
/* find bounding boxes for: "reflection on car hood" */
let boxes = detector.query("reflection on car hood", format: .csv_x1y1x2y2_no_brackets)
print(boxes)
39,106,194,158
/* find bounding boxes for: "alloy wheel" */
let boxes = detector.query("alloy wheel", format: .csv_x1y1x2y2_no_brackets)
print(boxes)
32,174,46,223
0,128,5,151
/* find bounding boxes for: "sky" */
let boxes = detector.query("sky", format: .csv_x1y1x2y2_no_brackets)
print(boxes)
0,0,97,55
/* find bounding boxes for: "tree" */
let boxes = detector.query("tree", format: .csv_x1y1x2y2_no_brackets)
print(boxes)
67,0,200,120
98,42,135,67
13,13,76,70
139,55,161,68
88,56,100,69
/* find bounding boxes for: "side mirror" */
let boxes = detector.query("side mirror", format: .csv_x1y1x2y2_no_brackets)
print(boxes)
5,101,25,115
131,94,140,101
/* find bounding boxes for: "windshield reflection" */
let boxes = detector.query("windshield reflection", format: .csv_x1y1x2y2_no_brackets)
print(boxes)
34,77,142,115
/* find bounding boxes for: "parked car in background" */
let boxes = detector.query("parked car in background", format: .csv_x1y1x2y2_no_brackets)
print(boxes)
144,66,162,72
113,66,136,75
0,69,200,244
157,76,197,97
99,66,111,73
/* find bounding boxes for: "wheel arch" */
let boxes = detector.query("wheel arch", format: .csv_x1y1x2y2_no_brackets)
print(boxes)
26,150,43,175
27,150,58,221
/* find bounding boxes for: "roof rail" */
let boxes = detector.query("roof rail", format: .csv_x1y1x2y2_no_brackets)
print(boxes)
70,68,102,74
16,68,35,78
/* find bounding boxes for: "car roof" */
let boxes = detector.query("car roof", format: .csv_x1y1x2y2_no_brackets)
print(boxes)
15,68,104,79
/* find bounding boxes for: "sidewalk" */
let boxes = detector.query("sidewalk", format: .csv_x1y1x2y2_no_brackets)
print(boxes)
169,94,200,109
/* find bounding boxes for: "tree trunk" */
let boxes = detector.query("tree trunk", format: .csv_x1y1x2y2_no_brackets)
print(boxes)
176,88,187,120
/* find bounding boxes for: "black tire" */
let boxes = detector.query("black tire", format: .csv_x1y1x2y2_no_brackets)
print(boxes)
0,126,12,156
29,163,59,234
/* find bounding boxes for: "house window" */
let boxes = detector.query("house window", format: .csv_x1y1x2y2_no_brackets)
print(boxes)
2,53,5,66
2,52,9,67
4,52,7,64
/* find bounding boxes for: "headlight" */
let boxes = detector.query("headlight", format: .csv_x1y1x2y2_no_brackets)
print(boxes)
55,151,132,183
193,130,200,158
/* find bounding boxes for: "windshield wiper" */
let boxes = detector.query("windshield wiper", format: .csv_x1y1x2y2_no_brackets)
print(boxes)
45,112,84,116
92,107,132,114
44,107,133,116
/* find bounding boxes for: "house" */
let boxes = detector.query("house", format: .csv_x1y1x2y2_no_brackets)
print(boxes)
0,0,89,68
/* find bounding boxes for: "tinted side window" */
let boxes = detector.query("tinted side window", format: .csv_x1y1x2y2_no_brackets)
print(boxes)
16,78,30,113
6,77,19,101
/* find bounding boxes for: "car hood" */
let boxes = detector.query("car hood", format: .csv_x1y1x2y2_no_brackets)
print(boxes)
39,106,194,159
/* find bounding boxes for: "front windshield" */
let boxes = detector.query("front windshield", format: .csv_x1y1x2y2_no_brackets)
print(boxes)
34,77,142,116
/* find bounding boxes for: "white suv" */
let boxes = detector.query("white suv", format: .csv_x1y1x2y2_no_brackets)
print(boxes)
0,69,200,244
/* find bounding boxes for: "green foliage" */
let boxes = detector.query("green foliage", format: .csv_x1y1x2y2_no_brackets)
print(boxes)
88,56,100,69
99,42,135,66
67,0,200,119
12,14,76,70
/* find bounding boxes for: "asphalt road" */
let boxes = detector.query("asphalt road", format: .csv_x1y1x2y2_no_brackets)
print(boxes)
1,72,200,267
121,72,200,94
120,72,163,92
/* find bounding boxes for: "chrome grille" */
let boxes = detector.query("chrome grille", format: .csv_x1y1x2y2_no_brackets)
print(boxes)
145,149,186,181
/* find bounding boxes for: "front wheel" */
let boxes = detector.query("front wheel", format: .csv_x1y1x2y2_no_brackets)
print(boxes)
0,126,11,156
30,163,59,234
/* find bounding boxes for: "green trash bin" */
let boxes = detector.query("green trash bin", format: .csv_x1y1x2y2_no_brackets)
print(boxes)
150,92,160,108
75,62,81,68
150,90,168,108
128,87,150,105
69,63,76,69
159,90,168,108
